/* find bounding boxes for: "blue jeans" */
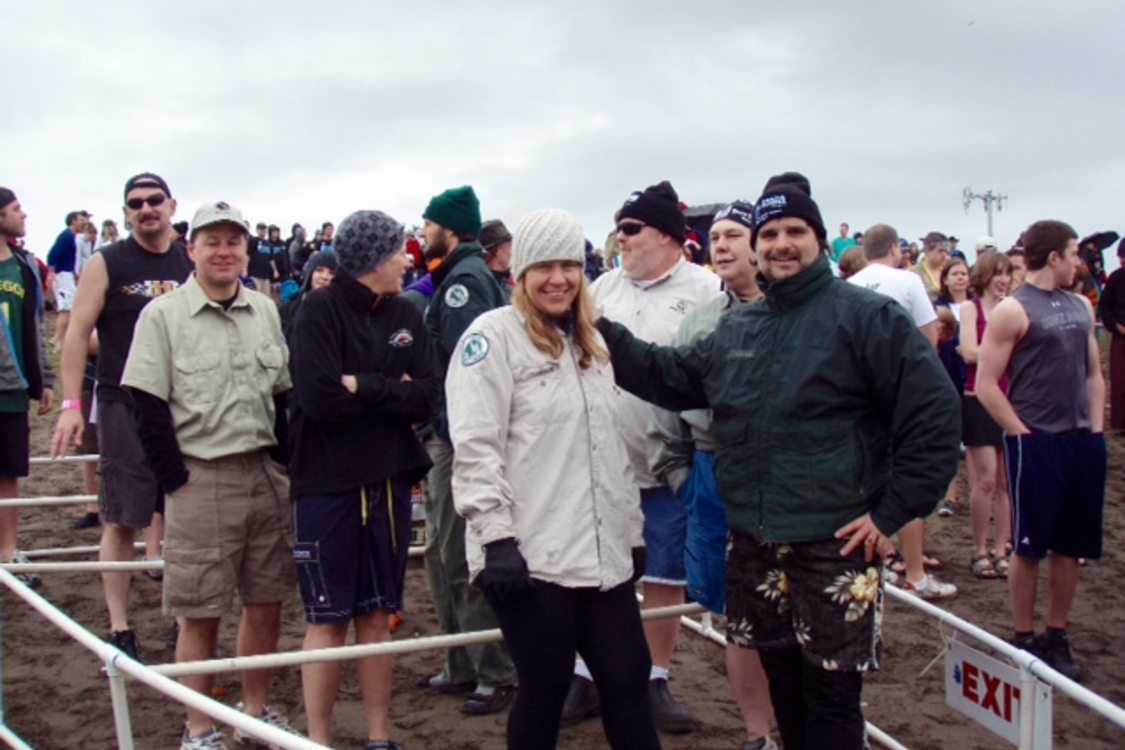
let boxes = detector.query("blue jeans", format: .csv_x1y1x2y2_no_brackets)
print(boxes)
680,449,727,613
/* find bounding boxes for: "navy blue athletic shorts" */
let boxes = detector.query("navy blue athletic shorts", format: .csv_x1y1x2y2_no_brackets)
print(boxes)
293,476,413,624
1004,431,1106,561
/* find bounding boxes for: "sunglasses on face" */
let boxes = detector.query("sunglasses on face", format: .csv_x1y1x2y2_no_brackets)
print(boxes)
617,222,646,236
125,194,166,210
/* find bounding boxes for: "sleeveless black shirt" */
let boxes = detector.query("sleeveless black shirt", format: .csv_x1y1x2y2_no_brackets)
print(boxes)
95,237,193,402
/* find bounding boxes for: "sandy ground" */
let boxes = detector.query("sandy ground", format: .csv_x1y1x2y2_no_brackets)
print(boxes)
2,316,1122,749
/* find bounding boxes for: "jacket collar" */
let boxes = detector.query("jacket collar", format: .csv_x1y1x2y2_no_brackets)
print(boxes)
432,242,485,286
331,268,384,311
759,254,834,311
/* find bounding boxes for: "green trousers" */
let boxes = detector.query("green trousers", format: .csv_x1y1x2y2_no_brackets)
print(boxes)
423,436,516,687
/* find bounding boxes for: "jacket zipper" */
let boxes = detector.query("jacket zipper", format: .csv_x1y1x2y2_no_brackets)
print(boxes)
570,341,605,582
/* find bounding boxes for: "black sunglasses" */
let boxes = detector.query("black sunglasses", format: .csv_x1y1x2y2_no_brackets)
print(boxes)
617,221,646,236
126,194,167,210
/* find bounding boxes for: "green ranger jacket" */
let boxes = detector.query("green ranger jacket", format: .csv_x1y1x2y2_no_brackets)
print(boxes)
598,255,961,543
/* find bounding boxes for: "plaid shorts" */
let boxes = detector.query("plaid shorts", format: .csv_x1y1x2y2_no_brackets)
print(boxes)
725,533,884,673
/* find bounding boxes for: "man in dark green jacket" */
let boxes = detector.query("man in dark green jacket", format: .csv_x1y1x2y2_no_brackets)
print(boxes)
596,172,960,750
417,185,516,714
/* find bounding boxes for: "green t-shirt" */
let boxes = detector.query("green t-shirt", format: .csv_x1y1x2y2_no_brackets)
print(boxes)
831,236,857,262
0,256,29,413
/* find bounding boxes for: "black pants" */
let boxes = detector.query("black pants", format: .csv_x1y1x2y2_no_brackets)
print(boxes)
759,646,865,750
489,580,661,750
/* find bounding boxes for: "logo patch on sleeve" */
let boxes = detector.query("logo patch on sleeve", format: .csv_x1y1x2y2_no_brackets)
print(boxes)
389,329,414,347
445,283,470,308
461,333,490,367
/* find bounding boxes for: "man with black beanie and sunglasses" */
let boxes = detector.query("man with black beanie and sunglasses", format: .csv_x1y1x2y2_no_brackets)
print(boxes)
593,172,960,749
561,181,721,734
50,172,192,661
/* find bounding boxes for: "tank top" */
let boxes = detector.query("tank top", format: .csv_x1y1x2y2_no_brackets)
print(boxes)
1008,283,1091,433
963,297,1009,394
96,238,193,402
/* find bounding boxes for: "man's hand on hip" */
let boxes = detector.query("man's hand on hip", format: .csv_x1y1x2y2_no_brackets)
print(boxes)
835,513,895,562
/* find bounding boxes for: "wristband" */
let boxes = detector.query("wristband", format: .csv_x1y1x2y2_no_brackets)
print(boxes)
61,399,83,411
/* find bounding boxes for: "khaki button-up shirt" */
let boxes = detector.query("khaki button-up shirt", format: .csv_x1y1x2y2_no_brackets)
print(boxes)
122,275,291,460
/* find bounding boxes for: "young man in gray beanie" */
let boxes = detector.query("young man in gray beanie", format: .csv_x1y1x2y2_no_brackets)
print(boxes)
594,172,961,750
416,185,517,714
563,180,722,734
289,209,442,749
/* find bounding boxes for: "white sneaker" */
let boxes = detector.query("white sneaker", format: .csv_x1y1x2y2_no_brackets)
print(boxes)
181,726,228,750
231,704,299,748
903,574,957,601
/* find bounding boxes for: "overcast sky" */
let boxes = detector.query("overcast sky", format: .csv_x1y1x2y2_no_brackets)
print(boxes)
7,1,1123,265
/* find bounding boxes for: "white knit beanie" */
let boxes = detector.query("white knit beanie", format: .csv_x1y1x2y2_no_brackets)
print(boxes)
511,208,586,280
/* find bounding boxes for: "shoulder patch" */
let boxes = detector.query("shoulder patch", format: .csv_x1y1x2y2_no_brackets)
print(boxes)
388,328,414,347
445,283,470,308
460,333,490,367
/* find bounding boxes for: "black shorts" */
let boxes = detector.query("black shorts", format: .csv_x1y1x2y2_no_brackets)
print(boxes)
725,533,884,672
78,387,99,455
293,477,413,624
1004,432,1106,560
0,411,30,478
962,394,1002,447
97,400,161,528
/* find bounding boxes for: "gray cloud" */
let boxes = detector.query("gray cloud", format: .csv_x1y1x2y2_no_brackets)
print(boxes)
6,1,1123,262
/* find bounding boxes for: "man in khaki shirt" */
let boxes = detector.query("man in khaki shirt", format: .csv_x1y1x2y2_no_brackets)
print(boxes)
122,201,296,750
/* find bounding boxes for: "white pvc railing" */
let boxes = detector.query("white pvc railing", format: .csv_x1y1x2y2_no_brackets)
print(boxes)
883,583,1125,740
16,455,1124,748
0,567,329,750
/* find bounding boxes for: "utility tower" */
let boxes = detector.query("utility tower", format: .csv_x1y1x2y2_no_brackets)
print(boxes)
962,186,1008,236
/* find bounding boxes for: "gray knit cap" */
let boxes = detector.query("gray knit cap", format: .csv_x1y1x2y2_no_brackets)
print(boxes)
334,210,405,277
512,209,586,280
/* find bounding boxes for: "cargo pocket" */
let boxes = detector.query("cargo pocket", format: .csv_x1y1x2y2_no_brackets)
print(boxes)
293,541,333,612
162,543,225,615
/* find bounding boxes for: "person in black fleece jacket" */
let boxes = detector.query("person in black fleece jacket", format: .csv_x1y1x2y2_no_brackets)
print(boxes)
289,209,440,750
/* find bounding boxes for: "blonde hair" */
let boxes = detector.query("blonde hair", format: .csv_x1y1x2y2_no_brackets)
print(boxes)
512,274,608,369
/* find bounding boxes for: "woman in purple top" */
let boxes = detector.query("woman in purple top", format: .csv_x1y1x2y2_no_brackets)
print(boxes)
958,251,1013,579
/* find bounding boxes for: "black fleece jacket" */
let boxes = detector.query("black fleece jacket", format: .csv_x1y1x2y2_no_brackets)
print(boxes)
289,270,440,497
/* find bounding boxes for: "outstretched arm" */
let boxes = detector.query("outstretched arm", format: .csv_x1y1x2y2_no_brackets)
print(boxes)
596,318,710,412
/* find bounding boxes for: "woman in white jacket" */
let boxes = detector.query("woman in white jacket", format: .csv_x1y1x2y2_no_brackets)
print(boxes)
446,209,661,750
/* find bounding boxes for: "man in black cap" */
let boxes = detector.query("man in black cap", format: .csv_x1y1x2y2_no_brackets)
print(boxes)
50,172,193,660
563,180,721,734
593,172,960,749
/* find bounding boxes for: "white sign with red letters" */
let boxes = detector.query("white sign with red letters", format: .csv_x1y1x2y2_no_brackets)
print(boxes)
945,640,1044,745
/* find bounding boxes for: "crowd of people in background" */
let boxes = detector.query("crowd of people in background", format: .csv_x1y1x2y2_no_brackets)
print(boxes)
0,171,1113,750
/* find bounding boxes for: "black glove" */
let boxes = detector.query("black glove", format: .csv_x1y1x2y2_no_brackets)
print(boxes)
473,538,533,603
631,546,646,584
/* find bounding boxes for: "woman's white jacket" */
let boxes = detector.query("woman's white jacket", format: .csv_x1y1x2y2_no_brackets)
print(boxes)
446,306,644,591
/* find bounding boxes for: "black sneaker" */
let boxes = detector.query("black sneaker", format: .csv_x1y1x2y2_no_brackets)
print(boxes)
71,511,101,530
461,683,517,716
560,675,600,726
1010,633,1042,656
648,678,695,734
107,629,140,662
1041,631,1083,682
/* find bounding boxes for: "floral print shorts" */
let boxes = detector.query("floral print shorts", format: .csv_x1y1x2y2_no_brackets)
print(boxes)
725,533,884,672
